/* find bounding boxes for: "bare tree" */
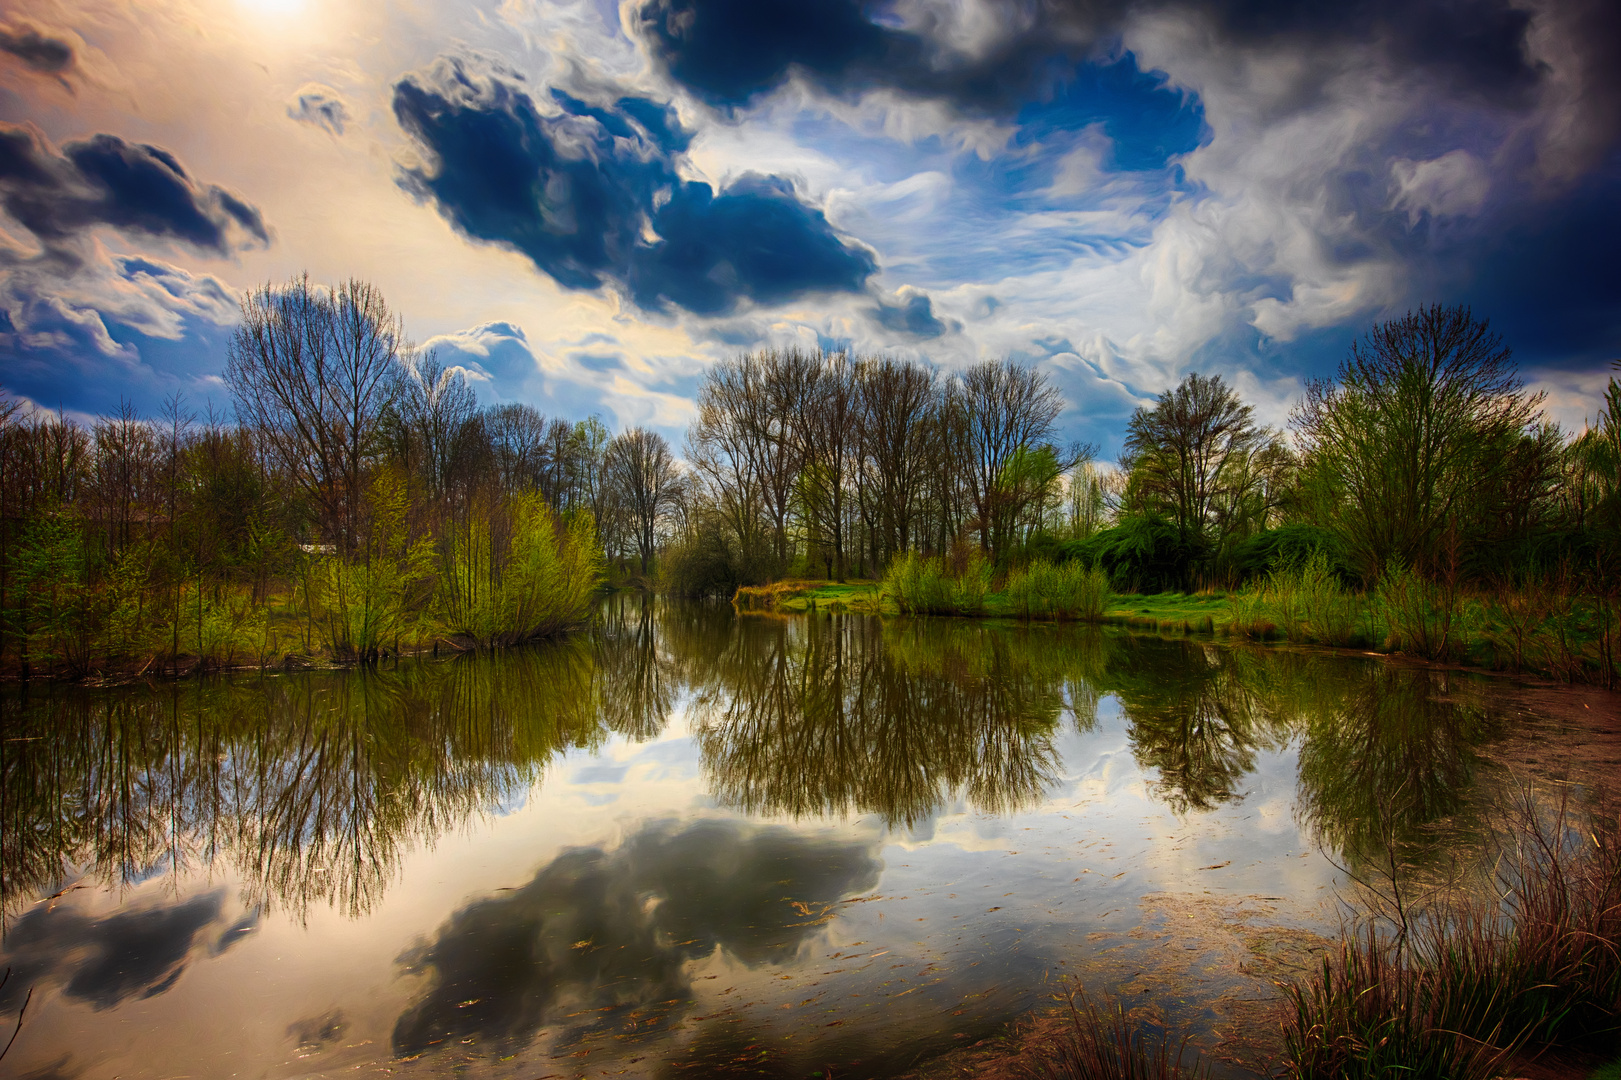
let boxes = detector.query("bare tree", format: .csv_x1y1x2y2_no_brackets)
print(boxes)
856,356,938,568
226,275,404,550
954,359,1067,557
484,404,549,495
1123,372,1263,555
400,351,476,499
606,427,681,574
1292,305,1544,578
797,351,858,579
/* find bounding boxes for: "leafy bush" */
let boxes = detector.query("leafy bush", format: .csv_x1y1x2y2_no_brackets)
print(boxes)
1062,515,1196,593
1268,549,1363,646
308,470,436,659
1227,524,1352,585
437,495,604,649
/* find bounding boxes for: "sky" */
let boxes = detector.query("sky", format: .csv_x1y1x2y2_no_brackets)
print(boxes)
0,0,1617,456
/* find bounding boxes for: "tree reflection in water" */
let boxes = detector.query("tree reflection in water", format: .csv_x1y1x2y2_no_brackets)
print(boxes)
0,640,611,922
1106,638,1292,814
0,604,1510,931
687,614,1102,828
1288,662,1501,861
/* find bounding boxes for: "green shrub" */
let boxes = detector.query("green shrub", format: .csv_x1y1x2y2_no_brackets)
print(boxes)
1005,559,1111,621
881,552,992,615
1227,524,1353,585
1268,549,1363,646
437,494,604,648
1063,515,1197,593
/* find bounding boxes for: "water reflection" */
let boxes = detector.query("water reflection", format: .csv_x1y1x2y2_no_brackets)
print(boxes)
0,641,609,922
688,615,1084,828
1290,663,1501,858
0,891,229,1011
393,817,881,1055
1106,641,1291,814
0,610,1513,930
0,605,1525,1080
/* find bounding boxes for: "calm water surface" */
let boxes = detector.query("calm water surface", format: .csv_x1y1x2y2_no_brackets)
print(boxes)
0,599,1518,1078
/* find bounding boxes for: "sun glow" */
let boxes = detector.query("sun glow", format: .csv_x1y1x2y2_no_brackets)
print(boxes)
235,0,307,15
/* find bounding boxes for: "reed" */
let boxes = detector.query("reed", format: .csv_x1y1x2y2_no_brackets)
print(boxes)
882,551,993,616
1005,559,1112,621
1027,988,1208,1080
1283,782,1621,1076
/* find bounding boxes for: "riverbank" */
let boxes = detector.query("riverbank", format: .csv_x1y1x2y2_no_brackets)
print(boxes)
735,579,1620,685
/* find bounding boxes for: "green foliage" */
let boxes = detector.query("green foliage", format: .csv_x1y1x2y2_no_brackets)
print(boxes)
881,551,992,615
1064,515,1195,593
1004,559,1111,621
437,496,604,648
1263,549,1364,646
1227,524,1351,585
307,469,436,659
5,513,95,672
1378,562,1470,661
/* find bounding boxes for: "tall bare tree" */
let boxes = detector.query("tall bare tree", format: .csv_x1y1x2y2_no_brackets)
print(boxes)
1123,372,1263,556
797,352,858,579
399,351,476,499
954,359,1067,557
606,427,681,574
856,356,938,567
226,275,404,550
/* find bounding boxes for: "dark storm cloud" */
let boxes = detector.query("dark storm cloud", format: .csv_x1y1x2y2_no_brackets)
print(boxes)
391,56,874,314
0,22,75,76
0,123,269,257
392,817,881,1055
636,0,1595,115
0,892,225,1011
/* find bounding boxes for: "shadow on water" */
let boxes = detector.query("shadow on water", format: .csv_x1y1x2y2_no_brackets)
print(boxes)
0,598,1514,1076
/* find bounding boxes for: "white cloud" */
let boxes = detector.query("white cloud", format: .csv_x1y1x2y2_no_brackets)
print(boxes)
1390,150,1491,223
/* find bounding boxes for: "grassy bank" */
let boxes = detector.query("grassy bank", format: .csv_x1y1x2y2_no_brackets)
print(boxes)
735,560,1621,684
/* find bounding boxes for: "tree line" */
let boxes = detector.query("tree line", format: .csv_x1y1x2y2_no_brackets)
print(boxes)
1,275,1617,675
671,305,1619,599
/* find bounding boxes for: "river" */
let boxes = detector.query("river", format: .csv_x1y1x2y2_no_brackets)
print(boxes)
0,596,1574,1079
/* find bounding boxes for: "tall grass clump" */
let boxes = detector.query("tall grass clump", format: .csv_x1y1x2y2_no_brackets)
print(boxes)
1281,924,1519,1080
1028,988,1208,1080
1378,561,1470,661
1268,550,1362,646
882,551,992,615
1283,783,1621,1077
1005,559,1111,621
437,494,604,649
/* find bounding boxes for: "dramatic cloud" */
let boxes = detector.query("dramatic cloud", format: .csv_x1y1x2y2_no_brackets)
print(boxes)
633,0,1562,115
0,22,75,77
392,818,881,1054
287,84,351,136
0,123,269,257
392,56,875,314
0,0,1617,450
